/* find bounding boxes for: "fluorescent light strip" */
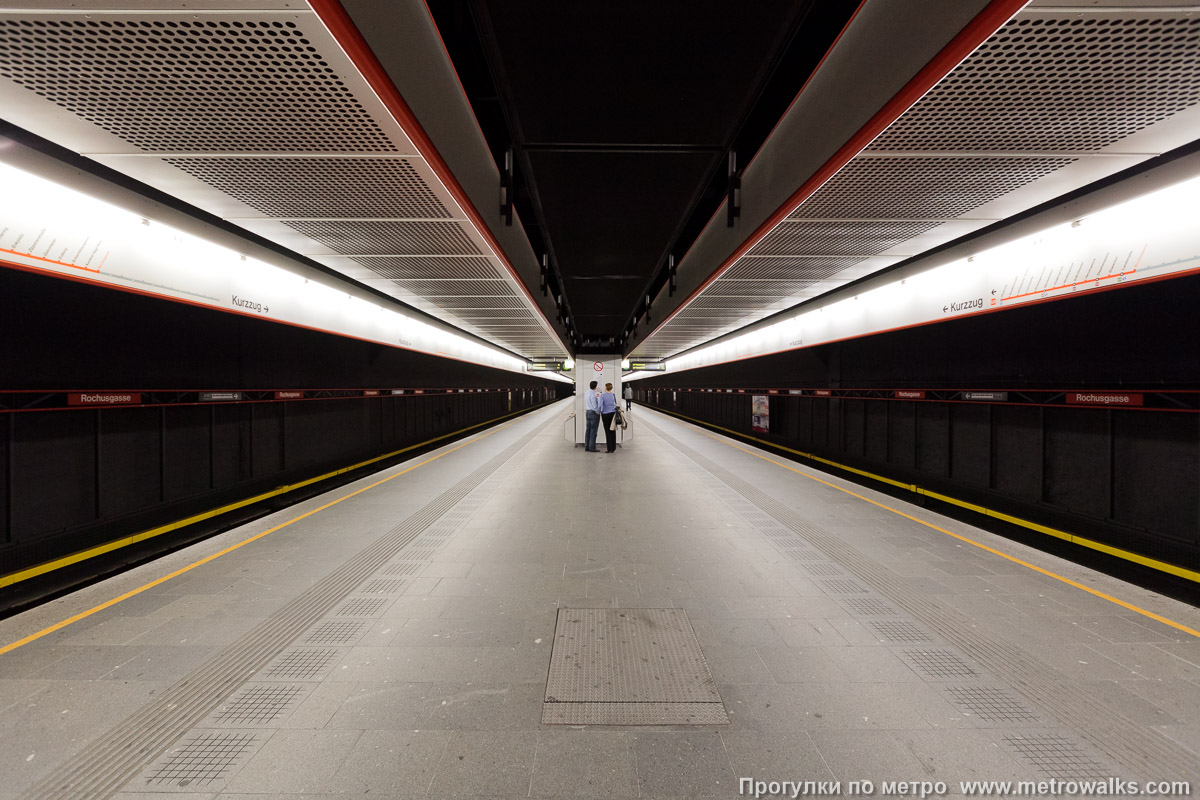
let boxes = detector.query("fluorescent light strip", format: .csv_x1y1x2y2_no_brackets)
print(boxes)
0,163,536,375
665,173,1200,375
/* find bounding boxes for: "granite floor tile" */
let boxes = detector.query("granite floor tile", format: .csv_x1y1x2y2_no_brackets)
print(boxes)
29,645,145,680
327,682,543,731
329,728,450,795
631,731,738,797
430,730,538,797
809,730,929,784
101,645,217,682
731,682,927,730
530,730,637,797
721,731,836,787
893,727,1041,783
221,729,359,794
58,615,173,646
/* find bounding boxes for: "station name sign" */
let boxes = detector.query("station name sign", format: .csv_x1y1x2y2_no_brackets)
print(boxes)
68,392,141,406
894,390,926,399
1066,392,1144,407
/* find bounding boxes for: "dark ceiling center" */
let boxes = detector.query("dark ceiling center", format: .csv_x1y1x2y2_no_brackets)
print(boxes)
428,0,860,353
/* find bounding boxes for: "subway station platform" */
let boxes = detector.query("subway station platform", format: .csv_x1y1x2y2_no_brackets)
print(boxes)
1,400,1199,799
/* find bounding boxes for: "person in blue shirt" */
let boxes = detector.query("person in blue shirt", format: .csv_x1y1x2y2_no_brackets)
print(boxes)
583,380,601,452
599,382,619,452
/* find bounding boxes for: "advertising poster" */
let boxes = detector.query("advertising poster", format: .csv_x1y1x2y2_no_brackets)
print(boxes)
752,395,770,434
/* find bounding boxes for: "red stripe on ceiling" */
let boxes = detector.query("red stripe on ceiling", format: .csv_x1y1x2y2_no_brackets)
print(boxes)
306,0,563,350
642,0,1030,348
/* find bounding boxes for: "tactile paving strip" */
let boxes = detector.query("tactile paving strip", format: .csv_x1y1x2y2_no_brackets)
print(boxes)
1003,734,1106,779
542,608,728,725
947,686,1038,723
818,578,870,595
335,597,391,617
210,684,306,726
870,620,933,643
261,648,341,680
303,620,366,645
137,732,258,789
379,562,424,576
842,598,898,616
360,579,407,595
902,649,979,678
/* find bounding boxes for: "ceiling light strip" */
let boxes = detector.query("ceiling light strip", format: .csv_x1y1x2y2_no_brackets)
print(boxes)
305,0,566,353
640,0,1029,349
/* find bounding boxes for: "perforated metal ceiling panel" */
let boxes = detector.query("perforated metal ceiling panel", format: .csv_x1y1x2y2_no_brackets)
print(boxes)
786,156,1077,220
283,220,482,256
748,221,943,257
164,157,452,219
632,4,1200,361
0,2,567,359
721,257,867,282
0,16,396,153
869,15,1200,153
348,256,501,281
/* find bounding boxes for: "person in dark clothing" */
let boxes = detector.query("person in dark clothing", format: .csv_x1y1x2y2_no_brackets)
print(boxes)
584,380,601,452
599,382,618,453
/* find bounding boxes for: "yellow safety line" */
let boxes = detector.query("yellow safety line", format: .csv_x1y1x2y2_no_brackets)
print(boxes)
0,405,539,656
649,408,1200,640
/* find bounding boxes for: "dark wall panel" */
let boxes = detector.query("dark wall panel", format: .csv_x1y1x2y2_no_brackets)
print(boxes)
950,403,990,488
844,400,865,457
1113,412,1198,543
211,405,245,489
888,403,916,469
164,405,212,501
99,407,162,517
864,402,888,462
812,399,829,450
251,403,284,478
1044,408,1109,518
1,418,9,544
916,404,949,477
992,405,1041,502
827,398,842,453
11,411,95,540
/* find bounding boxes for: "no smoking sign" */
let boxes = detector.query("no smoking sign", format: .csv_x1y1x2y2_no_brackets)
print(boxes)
593,361,604,372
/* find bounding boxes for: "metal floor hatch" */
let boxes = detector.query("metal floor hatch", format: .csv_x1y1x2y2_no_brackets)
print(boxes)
542,608,729,725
